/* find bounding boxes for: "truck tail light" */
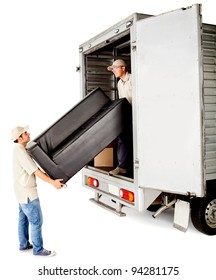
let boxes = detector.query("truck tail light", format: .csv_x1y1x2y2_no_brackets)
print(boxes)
120,188,134,202
87,177,99,188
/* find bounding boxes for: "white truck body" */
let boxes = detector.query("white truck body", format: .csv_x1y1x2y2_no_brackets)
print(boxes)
79,4,216,235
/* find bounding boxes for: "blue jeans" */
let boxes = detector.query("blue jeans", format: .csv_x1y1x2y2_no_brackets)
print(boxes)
18,198,43,254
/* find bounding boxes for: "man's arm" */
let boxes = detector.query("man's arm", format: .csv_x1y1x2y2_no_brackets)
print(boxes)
34,169,64,189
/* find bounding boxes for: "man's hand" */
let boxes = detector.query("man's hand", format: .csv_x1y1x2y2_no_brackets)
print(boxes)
52,179,64,189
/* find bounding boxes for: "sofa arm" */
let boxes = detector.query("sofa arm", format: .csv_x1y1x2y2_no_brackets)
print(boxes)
27,141,69,183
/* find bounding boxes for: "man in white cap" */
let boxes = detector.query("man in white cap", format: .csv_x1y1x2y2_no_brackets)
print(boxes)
11,125,64,257
107,59,132,175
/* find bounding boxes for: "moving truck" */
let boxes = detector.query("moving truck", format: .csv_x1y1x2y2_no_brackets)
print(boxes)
79,4,216,235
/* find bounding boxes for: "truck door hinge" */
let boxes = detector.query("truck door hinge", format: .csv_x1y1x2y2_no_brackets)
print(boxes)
134,159,139,168
131,41,136,51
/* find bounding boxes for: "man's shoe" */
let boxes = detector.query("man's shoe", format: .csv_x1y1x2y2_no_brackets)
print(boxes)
33,248,56,257
19,243,33,252
109,167,127,175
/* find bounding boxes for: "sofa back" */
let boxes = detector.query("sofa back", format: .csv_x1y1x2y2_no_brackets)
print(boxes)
34,88,110,154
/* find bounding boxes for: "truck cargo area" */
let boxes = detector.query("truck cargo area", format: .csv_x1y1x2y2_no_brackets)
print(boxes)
80,24,135,178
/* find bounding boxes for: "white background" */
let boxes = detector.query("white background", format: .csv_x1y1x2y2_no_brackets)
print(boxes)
0,1,215,279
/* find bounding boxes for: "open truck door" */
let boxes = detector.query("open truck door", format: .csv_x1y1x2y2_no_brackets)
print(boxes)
134,5,204,196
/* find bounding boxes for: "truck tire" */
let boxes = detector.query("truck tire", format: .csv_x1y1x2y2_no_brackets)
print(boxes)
191,194,216,235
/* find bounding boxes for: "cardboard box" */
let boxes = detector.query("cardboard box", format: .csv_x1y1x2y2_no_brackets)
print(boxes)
94,148,114,167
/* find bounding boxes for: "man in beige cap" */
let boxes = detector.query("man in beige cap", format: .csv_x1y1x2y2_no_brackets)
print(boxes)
11,125,64,257
107,59,132,175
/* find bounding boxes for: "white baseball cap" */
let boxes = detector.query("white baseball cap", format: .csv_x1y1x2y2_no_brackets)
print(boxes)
11,125,29,141
107,59,127,71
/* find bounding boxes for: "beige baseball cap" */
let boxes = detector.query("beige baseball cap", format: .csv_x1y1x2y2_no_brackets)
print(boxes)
11,125,29,141
107,59,127,71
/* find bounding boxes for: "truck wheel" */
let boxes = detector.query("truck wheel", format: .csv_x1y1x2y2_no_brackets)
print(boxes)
191,194,216,235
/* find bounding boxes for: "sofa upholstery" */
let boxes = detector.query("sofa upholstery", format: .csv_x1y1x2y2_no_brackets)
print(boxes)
27,87,132,183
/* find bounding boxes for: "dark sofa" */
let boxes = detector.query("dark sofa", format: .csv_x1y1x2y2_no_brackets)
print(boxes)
27,87,132,183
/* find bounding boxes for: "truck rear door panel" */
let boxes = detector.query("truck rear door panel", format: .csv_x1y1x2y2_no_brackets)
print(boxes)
135,5,204,195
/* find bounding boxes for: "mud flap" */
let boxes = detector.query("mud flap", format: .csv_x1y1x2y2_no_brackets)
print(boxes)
173,199,190,232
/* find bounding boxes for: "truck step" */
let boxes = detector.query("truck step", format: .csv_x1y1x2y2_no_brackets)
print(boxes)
89,198,126,217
